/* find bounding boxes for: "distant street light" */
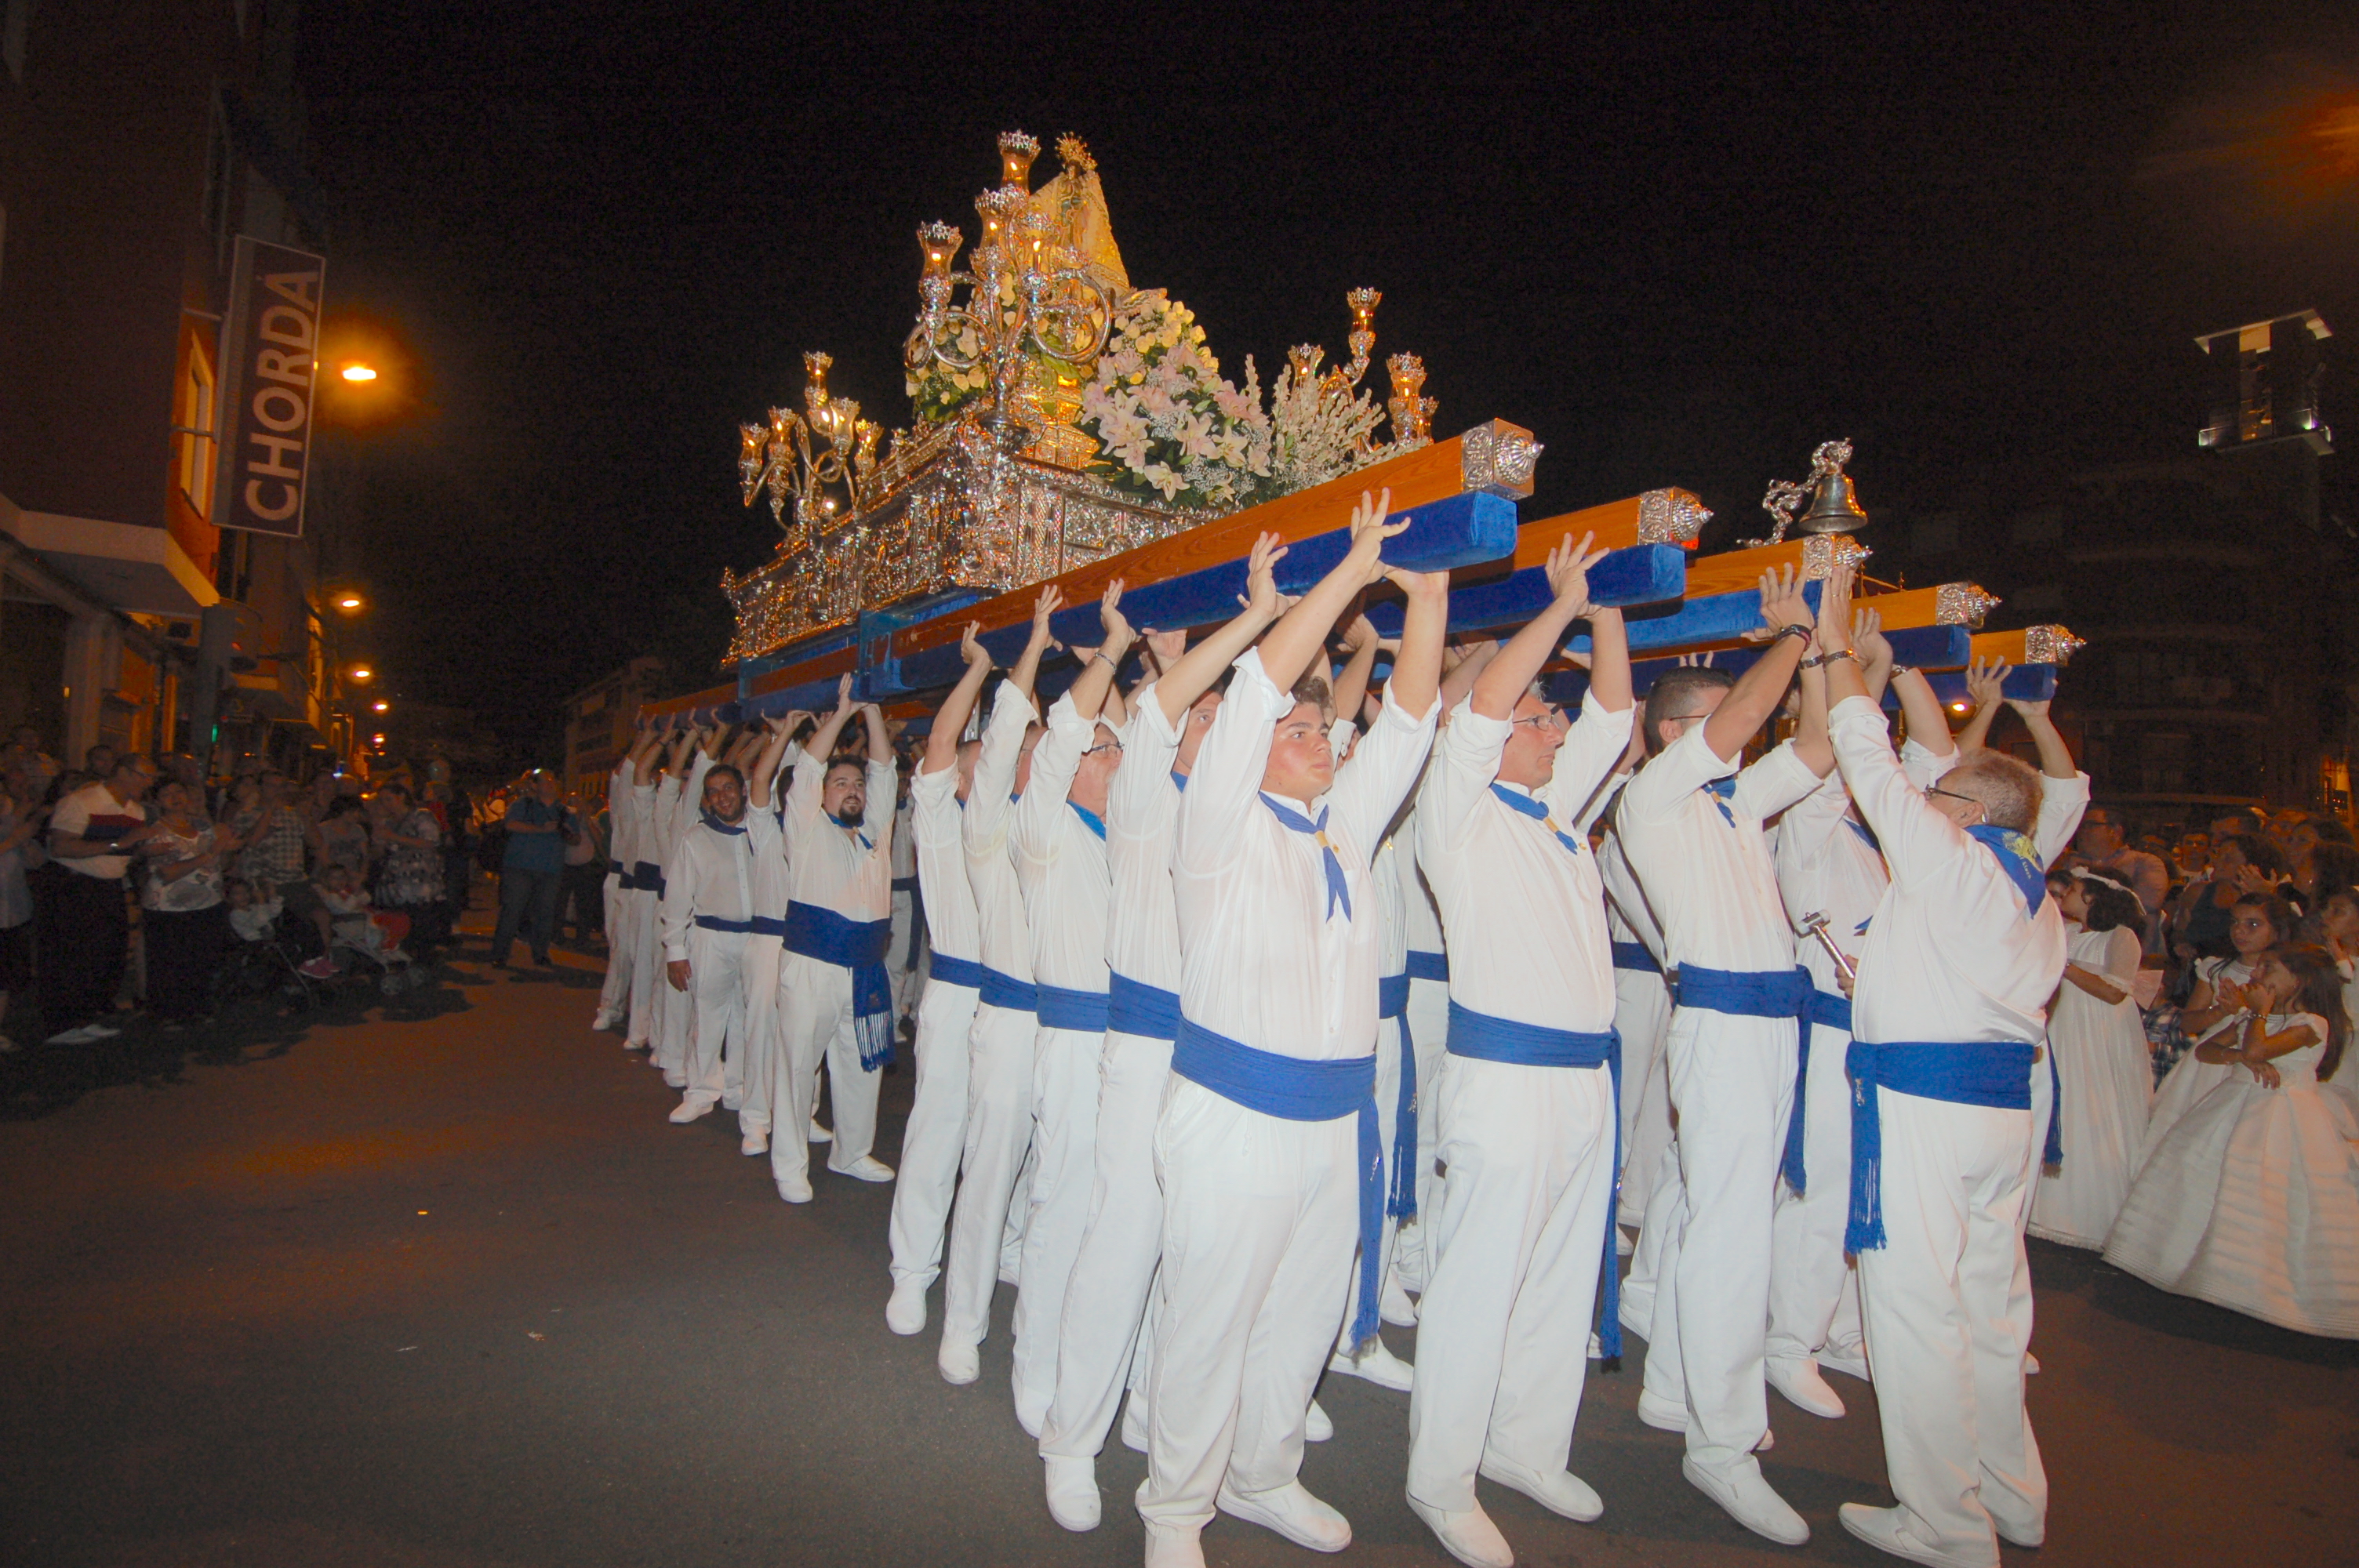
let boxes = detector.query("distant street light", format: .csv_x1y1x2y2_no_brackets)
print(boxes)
373,699,390,713
333,591,365,612
348,664,375,683
341,364,379,383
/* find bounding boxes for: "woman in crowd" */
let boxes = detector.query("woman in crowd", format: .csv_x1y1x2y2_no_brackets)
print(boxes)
137,779,242,1025
371,782,449,954
0,771,42,1051
2146,892,2295,1163
311,794,374,882
2028,869,2153,1248
2305,884,2359,1109
2104,943,2359,1338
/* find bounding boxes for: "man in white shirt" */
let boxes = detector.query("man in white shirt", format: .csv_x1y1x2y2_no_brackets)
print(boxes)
937,592,1061,1385
1008,583,1136,1437
651,735,717,1087
769,679,899,1202
1406,535,1634,1568
1810,568,2065,1568
1140,489,1445,1568
732,716,808,1158
1617,567,1831,1546
889,767,923,1025
623,727,692,1054
1039,537,1286,1531
591,730,661,1036
658,753,758,1125
885,629,995,1334
42,757,157,1044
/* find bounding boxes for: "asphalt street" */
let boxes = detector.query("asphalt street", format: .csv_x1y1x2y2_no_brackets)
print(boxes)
4,926,2354,1568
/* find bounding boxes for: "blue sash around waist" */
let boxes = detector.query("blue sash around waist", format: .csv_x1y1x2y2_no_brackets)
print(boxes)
1376,977,1416,1224
1107,972,1180,1041
1677,964,1816,1198
927,953,987,991
1405,950,1449,984
890,875,918,891
1378,972,1410,1019
1037,982,1110,1033
631,861,665,898
692,914,754,935
1446,1000,1627,1358
745,914,788,938
2042,1042,2063,1172
979,967,1038,1014
1611,941,1661,975
781,902,896,1070
1845,1038,2037,1254
1173,1018,1385,1348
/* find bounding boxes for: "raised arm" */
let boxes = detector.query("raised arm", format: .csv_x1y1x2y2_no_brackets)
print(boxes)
1009,586,1063,706
747,717,797,810
861,701,891,766
2006,694,2077,782
1473,532,1615,719
1150,531,1286,724
1438,639,1499,715
925,624,994,776
1891,667,1957,760
1067,580,1137,725
1703,564,1816,763
1954,658,2008,753
803,675,858,764
1328,615,1383,734
1379,556,1448,722
1256,488,1408,694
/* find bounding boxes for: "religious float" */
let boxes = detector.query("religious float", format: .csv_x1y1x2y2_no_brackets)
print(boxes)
648,132,2079,729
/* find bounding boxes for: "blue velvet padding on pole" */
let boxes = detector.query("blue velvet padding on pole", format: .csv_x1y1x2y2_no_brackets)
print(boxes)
1172,1018,1383,1348
782,902,896,1069
1405,950,1450,983
1036,982,1110,1033
691,915,755,934
978,967,1038,1014
1677,964,1816,1196
1444,1000,1624,1359
1610,942,1660,975
1845,1038,2037,1254
1107,973,1180,1041
926,953,987,992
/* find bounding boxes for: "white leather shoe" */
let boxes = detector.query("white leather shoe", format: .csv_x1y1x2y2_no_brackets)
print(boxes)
1216,1479,1351,1552
622,1037,650,1052
830,1153,895,1182
1043,1454,1100,1531
740,1130,770,1156
1838,1503,1978,1567
775,1173,812,1204
1478,1456,1601,1522
1142,1522,1206,1568
807,1118,834,1144
667,1097,714,1124
1120,1395,1150,1453
1329,1338,1414,1392
1303,1398,1333,1443
1682,1456,1808,1546
1635,1390,1688,1432
1380,1271,1420,1327
938,1339,980,1385
885,1279,928,1335
1767,1356,1846,1419
1408,1494,1514,1568
591,1008,616,1031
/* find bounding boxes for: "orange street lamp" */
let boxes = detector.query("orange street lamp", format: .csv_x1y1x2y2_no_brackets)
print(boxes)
341,364,380,383
333,591,365,613
347,664,375,684
372,699,390,713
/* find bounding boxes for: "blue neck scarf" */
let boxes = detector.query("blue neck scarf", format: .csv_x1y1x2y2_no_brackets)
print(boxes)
700,811,747,836
1844,815,1881,853
1069,801,1107,840
1259,792,1350,921
1703,776,1737,826
1170,768,1188,793
1489,783,1583,856
828,811,874,850
1967,824,2047,917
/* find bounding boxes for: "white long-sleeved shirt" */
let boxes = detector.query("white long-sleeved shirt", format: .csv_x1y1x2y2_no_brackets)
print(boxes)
1013,691,1114,997
1418,691,1632,1033
659,809,758,960
606,762,637,873
1618,726,1822,975
1833,695,2066,1045
1400,806,1446,967
912,760,981,966
964,685,1036,982
1172,648,1438,1063
746,753,795,922
1773,769,1891,997
1104,682,1183,993
784,748,895,924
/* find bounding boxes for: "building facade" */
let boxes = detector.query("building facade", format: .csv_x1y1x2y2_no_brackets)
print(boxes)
562,658,668,803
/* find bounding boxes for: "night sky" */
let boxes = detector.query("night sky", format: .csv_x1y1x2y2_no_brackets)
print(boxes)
293,4,2359,750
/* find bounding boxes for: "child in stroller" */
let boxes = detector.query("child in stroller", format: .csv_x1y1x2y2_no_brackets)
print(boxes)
318,865,420,994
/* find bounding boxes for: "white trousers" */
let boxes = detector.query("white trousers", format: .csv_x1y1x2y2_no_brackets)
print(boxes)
1641,1009,1796,1479
887,977,983,1291
770,953,881,1183
1010,1022,1107,1429
889,889,919,1019
1620,1138,1680,1334
1040,1029,1172,1460
624,886,660,1047
1767,1018,1864,1368
2018,1044,2055,1240
1614,967,1675,1228
597,872,632,1016
1139,1080,1357,1534
1338,1014,1412,1351
940,1001,1039,1352
1392,974,1453,1291
681,926,745,1109
1407,1054,1616,1512
1857,1090,2045,1568
653,923,694,1082
735,933,783,1134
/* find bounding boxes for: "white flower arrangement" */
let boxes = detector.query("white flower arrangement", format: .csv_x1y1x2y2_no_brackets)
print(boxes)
1077,290,1273,510
1263,345,1388,497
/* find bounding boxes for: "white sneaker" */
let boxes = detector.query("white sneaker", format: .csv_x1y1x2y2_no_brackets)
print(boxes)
2024,1351,2041,1375
1380,1271,1419,1326
1407,1494,1514,1568
938,1339,980,1385
1329,1337,1414,1392
885,1279,928,1336
1043,1454,1100,1531
740,1130,770,1156
1478,1456,1602,1522
775,1173,812,1203
591,1008,616,1032
1635,1390,1688,1432
1838,1503,1976,1567
1682,1456,1808,1546
829,1154,894,1182
662,1072,687,1090
622,1037,650,1052
667,1098,715,1124
1303,1397,1333,1443
808,1118,834,1144
1767,1356,1847,1419
1216,1479,1352,1552
43,1024,104,1045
